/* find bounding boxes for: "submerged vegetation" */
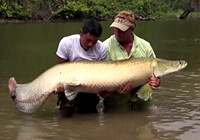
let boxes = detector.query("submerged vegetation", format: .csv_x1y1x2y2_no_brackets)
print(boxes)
0,0,199,21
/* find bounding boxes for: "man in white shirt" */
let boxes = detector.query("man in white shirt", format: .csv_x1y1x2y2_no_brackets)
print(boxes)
56,19,107,117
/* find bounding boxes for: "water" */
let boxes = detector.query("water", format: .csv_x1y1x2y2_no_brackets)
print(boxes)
0,19,200,140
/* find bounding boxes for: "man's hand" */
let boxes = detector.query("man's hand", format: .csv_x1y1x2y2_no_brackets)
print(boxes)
148,76,160,90
117,82,133,94
99,82,133,98
54,83,65,95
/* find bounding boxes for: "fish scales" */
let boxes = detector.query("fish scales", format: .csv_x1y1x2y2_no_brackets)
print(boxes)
8,58,187,113
39,60,149,91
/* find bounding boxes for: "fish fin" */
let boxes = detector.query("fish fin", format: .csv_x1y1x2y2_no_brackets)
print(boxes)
67,77,81,87
64,89,78,101
136,84,153,101
8,77,17,97
64,78,81,100
68,82,81,87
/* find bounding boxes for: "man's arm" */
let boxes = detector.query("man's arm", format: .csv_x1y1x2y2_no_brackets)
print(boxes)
57,56,68,63
54,56,68,94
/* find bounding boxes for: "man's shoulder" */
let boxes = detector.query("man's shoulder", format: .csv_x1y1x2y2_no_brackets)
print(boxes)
134,34,150,45
58,34,80,51
134,34,156,57
95,40,107,51
61,34,80,41
103,35,118,49
103,35,115,43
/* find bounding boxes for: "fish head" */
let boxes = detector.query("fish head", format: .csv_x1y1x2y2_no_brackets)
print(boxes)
8,77,17,101
152,59,187,77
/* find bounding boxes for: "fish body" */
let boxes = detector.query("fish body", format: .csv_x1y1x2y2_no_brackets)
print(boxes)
8,58,187,113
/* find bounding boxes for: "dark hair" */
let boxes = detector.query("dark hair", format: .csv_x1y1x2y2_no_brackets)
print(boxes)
82,19,102,37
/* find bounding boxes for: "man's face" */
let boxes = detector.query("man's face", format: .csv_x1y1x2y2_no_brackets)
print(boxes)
114,27,133,42
80,32,100,51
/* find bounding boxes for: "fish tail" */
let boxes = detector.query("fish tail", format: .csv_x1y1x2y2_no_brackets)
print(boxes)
8,77,17,100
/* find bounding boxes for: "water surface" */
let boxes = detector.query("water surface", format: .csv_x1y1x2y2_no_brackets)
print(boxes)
0,20,200,140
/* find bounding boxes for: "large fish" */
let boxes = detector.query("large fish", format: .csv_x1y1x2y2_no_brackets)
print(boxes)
8,58,187,113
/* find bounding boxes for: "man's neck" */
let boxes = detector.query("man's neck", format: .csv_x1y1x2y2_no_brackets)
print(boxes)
119,34,134,45
119,36,134,55
80,38,89,51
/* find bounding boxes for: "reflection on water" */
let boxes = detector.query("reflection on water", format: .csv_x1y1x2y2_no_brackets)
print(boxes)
15,117,58,140
149,70,200,140
1,112,158,140
0,20,200,140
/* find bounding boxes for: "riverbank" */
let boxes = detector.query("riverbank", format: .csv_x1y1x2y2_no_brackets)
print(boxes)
0,18,26,24
0,18,76,24
1,16,199,25
2,0,199,24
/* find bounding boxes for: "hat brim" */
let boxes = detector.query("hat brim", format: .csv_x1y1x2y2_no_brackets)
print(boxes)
110,22,129,31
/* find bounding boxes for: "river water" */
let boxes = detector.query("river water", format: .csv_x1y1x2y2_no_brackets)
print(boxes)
0,20,200,140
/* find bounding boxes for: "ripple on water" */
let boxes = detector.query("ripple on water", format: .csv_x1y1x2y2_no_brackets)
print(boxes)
148,71,200,139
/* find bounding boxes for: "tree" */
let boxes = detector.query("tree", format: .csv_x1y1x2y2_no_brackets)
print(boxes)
179,0,200,19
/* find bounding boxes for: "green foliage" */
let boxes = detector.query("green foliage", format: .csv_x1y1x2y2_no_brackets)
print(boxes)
0,0,198,20
0,3,12,18
53,1,90,19
81,0,120,19
11,2,32,19
170,0,190,11
53,0,119,20
120,0,170,18
0,2,32,19
188,11,200,18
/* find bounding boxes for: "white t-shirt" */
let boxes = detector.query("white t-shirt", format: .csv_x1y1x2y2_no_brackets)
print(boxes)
56,34,107,62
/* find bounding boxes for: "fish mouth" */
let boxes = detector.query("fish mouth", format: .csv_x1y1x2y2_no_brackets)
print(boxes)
180,60,188,69
8,77,17,101
10,95,16,101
